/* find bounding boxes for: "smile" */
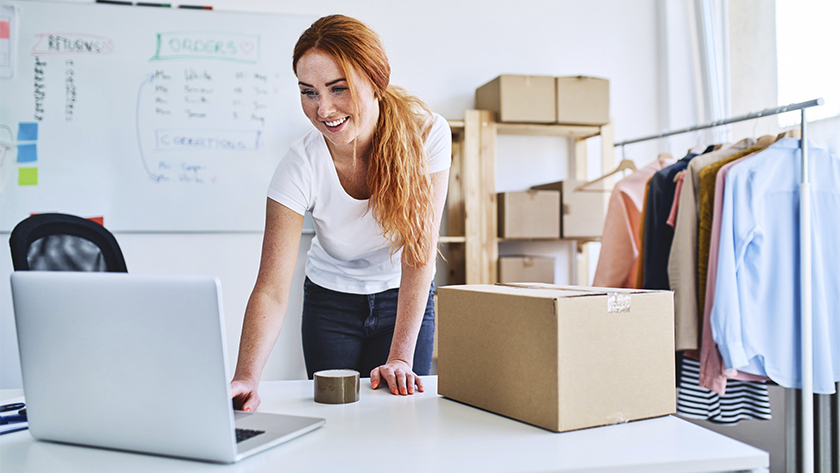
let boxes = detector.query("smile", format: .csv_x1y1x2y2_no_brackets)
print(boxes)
324,117,348,128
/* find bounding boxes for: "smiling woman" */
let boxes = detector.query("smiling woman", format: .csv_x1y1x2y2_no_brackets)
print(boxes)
230,15,452,411
295,49,380,164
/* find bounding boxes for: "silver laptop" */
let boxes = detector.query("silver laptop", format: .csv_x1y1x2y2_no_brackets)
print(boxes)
10,271,324,463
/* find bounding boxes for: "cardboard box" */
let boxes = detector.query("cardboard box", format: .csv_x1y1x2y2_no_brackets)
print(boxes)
531,180,607,239
476,75,556,124
437,283,675,433
433,293,439,360
555,76,610,125
498,256,555,284
497,190,560,239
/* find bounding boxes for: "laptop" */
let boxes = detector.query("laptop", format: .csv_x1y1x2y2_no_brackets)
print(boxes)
10,271,324,463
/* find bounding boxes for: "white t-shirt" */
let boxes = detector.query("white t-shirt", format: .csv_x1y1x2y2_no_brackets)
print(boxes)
267,112,452,294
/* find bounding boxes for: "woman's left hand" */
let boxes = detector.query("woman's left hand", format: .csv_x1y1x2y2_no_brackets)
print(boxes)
370,359,424,395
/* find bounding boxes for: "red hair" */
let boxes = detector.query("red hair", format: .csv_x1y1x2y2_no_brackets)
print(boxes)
293,15,436,267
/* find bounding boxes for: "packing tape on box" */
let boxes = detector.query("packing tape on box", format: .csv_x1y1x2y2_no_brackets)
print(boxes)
607,293,631,313
314,369,360,404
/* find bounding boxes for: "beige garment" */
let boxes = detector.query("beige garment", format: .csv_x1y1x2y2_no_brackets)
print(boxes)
667,138,754,351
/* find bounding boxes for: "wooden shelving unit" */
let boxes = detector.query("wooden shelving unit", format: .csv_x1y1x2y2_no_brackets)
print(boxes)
441,110,614,286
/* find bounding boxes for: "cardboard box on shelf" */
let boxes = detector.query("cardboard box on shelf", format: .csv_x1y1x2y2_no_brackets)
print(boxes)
497,190,561,239
475,75,556,124
437,283,675,433
531,179,607,239
498,256,555,284
555,76,610,126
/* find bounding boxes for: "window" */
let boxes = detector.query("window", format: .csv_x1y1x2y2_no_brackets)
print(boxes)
776,0,840,126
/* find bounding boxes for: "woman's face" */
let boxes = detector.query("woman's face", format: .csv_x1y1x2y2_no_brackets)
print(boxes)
296,49,379,152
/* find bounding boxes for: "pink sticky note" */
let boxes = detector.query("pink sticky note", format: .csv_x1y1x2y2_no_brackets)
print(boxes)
0,21,9,40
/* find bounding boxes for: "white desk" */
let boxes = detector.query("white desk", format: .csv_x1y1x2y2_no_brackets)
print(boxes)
0,376,768,472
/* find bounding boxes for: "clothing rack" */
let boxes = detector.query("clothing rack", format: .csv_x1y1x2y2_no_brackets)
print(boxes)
613,97,826,473
614,98,824,146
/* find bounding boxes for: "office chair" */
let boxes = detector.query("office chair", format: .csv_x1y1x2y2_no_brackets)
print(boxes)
9,213,128,272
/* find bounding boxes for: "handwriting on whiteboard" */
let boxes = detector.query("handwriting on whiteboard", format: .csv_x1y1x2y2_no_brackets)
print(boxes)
25,29,281,185
32,33,115,55
135,55,279,183
152,32,259,63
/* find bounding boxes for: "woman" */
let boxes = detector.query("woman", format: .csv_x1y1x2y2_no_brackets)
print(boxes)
230,14,451,411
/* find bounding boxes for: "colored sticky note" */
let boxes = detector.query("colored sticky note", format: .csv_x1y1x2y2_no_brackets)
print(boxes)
18,167,38,186
18,122,38,141
0,21,10,40
16,143,36,162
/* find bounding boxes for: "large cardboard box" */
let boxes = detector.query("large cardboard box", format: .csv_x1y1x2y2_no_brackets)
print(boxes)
555,76,610,125
437,283,675,433
498,256,555,284
497,190,561,239
475,75,556,124
531,179,607,239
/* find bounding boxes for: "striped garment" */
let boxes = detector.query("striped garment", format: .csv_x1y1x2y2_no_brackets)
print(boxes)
676,356,772,424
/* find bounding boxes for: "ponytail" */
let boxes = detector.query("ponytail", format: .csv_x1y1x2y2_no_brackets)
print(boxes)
368,86,435,266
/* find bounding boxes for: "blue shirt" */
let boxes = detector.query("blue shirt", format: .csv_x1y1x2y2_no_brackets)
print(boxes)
711,138,840,394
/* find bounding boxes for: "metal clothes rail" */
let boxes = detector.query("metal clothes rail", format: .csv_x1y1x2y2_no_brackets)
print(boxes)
614,98,824,146
613,97,826,473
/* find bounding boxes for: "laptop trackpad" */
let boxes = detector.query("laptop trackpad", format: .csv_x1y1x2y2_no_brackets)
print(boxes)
234,411,325,453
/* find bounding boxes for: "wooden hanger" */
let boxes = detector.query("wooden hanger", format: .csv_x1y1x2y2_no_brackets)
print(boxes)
776,128,801,141
755,134,776,147
574,159,638,192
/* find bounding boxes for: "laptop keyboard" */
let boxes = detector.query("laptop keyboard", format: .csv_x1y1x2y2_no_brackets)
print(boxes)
235,428,266,443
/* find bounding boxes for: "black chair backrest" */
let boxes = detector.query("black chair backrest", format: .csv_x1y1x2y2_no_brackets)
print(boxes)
9,213,127,272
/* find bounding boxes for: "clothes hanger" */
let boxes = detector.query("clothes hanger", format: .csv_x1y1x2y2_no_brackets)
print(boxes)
705,123,732,153
686,129,706,154
658,135,674,164
755,134,776,147
658,151,674,163
748,115,777,147
775,128,800,141
574,153,638,192
688,144,708,154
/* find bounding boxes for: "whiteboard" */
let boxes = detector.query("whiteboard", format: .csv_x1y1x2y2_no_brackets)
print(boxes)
0,1,315,231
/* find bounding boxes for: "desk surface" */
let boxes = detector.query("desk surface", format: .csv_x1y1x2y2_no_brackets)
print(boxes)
1,377,768,473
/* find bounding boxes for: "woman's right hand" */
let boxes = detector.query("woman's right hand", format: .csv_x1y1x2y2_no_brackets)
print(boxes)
230,378,261,412
230,201,304,414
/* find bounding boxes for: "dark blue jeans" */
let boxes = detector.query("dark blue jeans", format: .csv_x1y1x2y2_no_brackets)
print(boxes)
301,277,435,379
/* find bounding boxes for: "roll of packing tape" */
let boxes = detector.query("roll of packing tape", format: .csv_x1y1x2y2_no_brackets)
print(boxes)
314,369,360,404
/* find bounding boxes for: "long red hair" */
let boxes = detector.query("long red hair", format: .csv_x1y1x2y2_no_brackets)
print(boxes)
293,15,436,267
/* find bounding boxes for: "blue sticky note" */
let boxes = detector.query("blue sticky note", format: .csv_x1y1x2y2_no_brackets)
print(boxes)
18,122,38,141
17,143,37,163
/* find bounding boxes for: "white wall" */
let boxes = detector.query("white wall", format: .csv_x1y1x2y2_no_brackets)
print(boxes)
1,0,670,388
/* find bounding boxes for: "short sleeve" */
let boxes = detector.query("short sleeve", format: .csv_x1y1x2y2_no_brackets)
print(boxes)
266,145,312,216
426,113,452,173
